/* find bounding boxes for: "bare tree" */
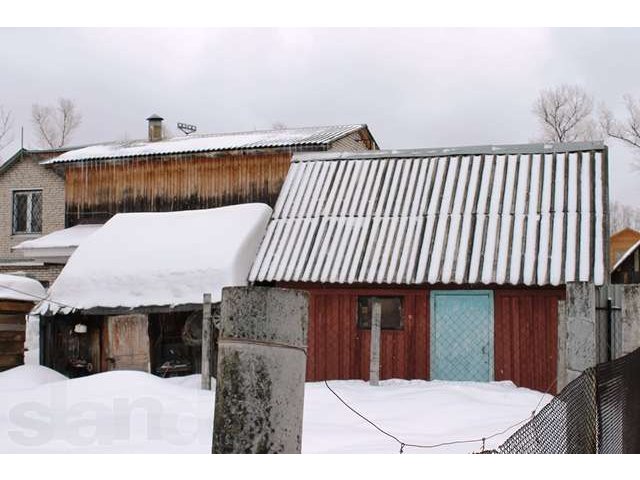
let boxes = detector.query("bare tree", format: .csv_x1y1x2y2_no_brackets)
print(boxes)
0,105,12,149
533,84,598,142
601,95,640,168
31,98,82,149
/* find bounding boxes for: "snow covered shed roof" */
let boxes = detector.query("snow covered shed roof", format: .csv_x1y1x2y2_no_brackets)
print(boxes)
41,125,373,164
249,142,609,287
13,224,102,264
35,204,272,315
0,274,46,303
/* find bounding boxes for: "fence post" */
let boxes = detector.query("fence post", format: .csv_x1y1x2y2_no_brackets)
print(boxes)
212,286,308,454
201,293,212,390
369,300,381,386
565,282,597,382
620,285,640,357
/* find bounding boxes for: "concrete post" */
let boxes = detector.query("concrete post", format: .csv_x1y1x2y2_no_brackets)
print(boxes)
620,285,640,357
557,300,568,391
212,286,309,454
565,282,597,383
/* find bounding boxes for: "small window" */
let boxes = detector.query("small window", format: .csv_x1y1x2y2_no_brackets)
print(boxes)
357,296,404,330
12,190,42,234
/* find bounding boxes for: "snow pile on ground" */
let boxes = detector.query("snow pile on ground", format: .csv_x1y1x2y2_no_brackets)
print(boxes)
34,204,272,315
0,365,67,391
0,273,45,303
0,367,551,453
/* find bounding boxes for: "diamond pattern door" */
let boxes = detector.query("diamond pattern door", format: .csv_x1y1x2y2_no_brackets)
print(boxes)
430,291,494,381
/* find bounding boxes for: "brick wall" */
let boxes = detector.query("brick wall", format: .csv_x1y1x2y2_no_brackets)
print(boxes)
0,264,64,288
0,152,65,260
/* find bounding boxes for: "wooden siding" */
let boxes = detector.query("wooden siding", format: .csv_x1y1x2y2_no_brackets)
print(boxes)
610,228,640,268
0,301,32,372
281,283,562,392
494,289,563,394
305,286,429,382
64,152,292,225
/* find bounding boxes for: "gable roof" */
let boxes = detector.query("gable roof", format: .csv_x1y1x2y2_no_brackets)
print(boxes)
611,227,640,239
612,239,640,272
0,146,81,174
41,124,374,165
34,204,272,315
249,142,609,287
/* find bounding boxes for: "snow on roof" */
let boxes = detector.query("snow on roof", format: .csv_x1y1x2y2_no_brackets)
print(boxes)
41,125,367,164
35,204,272,315
0,274,46,303
612,239,640,272
13,224,102,251
250,142,608,287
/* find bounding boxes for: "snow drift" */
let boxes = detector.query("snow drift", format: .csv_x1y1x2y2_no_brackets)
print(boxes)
0,366,552,454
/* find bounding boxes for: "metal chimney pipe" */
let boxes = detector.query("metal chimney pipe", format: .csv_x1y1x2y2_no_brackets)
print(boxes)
146,114,164,142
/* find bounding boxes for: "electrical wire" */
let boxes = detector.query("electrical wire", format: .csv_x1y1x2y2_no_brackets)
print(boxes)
323,374,558,454
0,282,78,311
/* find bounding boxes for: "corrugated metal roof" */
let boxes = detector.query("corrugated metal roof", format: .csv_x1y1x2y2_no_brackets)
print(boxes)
41,124,368,164
249,142,608,287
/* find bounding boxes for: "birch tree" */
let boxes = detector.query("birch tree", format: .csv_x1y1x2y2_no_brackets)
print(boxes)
31,98,82,149
533,84,597,142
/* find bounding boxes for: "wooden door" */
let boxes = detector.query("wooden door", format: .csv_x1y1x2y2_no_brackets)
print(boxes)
430,291,494,382
105,314,150,372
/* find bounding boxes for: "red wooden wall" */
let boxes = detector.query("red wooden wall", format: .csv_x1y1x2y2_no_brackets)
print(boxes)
494,289,563,393
281,283,564,393
305,287,429,382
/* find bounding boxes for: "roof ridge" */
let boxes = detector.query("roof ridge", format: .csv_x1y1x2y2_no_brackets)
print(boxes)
293,141,607,162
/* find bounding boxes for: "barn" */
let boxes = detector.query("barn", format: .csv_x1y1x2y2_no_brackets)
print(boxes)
39,118,378,227
249,142,609,393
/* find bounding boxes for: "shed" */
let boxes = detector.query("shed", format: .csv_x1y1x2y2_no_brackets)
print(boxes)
35,203,272,377
0,274,46,371
249,142,609,392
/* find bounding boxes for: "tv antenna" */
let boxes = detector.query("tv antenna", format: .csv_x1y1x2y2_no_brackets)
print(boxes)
177,122,197,135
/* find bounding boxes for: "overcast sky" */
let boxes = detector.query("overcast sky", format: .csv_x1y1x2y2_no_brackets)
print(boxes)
0,28,638,206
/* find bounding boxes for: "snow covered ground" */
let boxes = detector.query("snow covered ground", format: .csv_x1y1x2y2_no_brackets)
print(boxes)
0,366,551,454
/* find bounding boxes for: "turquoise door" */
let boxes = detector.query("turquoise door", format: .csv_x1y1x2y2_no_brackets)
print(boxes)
430,291,494,381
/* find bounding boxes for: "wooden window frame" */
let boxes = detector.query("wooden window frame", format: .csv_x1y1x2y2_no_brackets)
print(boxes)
357,295,404,331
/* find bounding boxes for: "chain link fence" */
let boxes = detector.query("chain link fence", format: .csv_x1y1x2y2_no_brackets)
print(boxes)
495,347,640,454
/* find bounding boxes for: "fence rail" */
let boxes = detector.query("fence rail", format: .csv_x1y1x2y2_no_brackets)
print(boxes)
496,347,640,454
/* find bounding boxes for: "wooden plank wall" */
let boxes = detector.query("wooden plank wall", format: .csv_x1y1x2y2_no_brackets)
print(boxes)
288,284,563,392
64,152,292,225
494,289,563,393
0,302,32,371
304,287,429,382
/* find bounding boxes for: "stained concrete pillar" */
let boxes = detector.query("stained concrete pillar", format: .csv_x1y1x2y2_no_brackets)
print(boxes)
620,285,640,357
212,286,309,454
565,282,597,383
557,300,568,391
